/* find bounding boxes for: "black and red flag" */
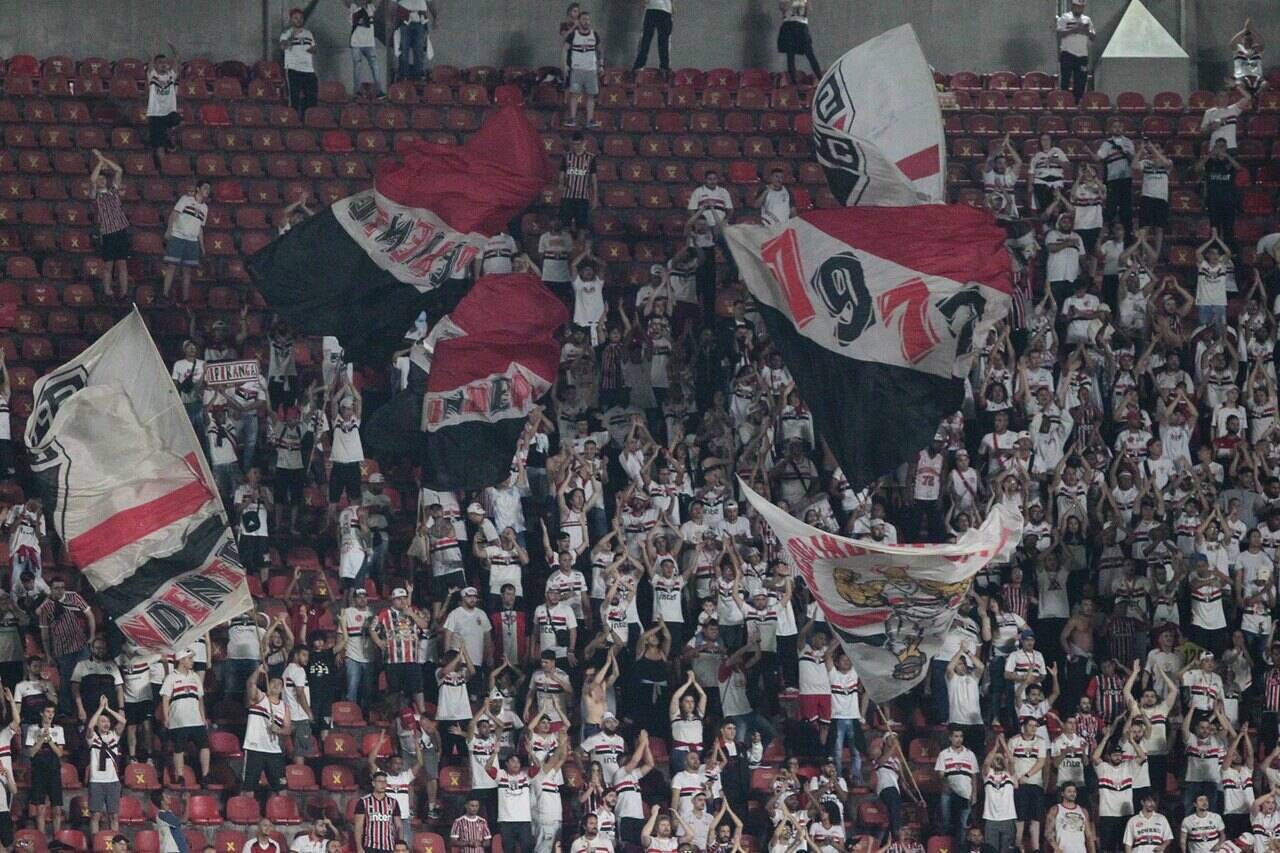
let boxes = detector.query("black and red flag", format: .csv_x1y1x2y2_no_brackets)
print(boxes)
366,272,568,489
247,107,552,362
723,205,1012,491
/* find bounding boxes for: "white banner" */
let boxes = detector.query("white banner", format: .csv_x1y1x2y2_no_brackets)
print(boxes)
811,24,946,206
740,479,1021,702
24,310,251,651
203,359,261,387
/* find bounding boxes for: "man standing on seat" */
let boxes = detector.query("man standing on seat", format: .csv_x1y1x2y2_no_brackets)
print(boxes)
632,0,674,74
1056,0,1094,102
280,8,318,118
564,11,602,128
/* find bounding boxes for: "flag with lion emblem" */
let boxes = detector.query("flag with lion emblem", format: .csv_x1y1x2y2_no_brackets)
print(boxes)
740,480,1021,702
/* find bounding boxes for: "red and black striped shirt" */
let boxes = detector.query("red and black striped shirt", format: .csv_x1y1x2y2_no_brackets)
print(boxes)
561,151,596,200
356,793,400,851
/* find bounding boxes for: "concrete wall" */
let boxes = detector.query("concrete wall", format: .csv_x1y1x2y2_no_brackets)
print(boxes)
1,0,1275,91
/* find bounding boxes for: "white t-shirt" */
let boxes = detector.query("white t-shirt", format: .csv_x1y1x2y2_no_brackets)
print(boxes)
349,3,377,48
1046,230,1084,282
1181,812,1225,853
934,746,978,800
538,232,574,283
1056,11,1095,57
169,194,208,242
760,187,792,227
1138,158,1170,200
688,185,733,227
87,729,121,783
279,27,316,73
494,768,532,822
1124,812,1174,853
282,662,310,722
573,276,606,326
330,414,363,463
481,233,517,276
159,670,205,729
147,68,178,117
1202,105,1242,150
443,605,490,663
1198,261,1228,307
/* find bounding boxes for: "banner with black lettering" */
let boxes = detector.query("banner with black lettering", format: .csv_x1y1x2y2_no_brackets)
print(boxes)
24,310,251,650
365,272,568,489
248,107,552,363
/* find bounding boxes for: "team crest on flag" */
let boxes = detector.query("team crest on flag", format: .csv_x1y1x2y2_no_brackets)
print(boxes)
741,480,1021,701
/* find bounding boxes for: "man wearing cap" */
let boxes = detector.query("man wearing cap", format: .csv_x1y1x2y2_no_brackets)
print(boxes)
443,587,493,676
159,647,210,785
581,712,626,784
1056,0,1094,102
372,587,431,715
1182,650,1226,726
532,588,578,671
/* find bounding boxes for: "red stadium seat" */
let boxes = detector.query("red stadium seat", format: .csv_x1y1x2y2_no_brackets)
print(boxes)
1153,91,1184,112
226,795,261,825
188,795,223,826
133,832,160,853
213,833,247,853
321,764,357,792
285,764,318,792
55,831,86,852
266,795,301,825
210,730,244,758
1116,91,1147,112
119,796,147,826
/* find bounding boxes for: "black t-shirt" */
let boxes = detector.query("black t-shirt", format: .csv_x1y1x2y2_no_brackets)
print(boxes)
1204,157,1236,199
306,649,337,712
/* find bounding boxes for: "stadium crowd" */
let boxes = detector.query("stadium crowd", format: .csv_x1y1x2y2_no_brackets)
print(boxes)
2,5,1280,853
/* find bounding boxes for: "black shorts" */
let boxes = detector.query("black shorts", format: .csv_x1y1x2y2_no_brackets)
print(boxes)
239,535,268,571
100,229,131,261
268,377,298,409
170,725,209,750
29,755,61,806
125,699,154,725
329,461,362,503
1139,196,1169,229
386,662,424,697
1077,227,1101,254
558,197,590,231
147,112,181,149
1014,783,1044,820
276,467,304,505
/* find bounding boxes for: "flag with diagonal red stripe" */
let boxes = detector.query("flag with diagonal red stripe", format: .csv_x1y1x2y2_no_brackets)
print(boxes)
723,205,1011,491
24,311,251,651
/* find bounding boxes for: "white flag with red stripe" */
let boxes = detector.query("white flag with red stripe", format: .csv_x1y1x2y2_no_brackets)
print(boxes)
812,25,946,206
740,479,1021,703
24,310,251,651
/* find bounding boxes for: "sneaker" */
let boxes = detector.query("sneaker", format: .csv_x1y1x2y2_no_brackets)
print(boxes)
586,119,601,128
563,117,577,127
427,804,441,820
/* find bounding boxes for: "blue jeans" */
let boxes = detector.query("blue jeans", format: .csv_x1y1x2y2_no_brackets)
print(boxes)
184,400,205,442
398,21,429,79
727,711,776,750
238,412,259,472
939,792,972,850
928,658,950,724
1199,304,1227,331
830,718,864,783
351,46,385,94
345,659,371,704
57,647,89,716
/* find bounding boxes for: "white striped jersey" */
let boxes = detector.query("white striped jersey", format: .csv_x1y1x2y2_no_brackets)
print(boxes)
244,696,286,754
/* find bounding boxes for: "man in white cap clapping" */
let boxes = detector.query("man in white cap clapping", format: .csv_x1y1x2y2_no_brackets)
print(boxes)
159,647,209,785
442,587,493,680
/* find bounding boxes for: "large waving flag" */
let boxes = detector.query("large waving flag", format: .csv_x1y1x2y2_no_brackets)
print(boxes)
812,25,946,206
724,205,1011,491
24,311,251,651
248,107,552,362
741,480,1021,702
366,272,567,489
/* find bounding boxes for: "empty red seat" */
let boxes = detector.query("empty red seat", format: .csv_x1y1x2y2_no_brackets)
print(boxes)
1080,91,1110,111
1044,90,1076,111
55,831,86,852
1116,91,1147,112
200,103,232,127
987,70,1019,90
188,795,223,826
225,795,260,825
1022,71,1055,90
976,90,1009,111
266,795,301,825
213,180,246,204
210,729,244,757
1153,91,1184,112
321,764,356,792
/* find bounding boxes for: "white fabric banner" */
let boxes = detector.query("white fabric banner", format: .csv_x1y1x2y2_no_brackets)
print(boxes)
740,480,1021,703
24,310,251,651
811,24,946,206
